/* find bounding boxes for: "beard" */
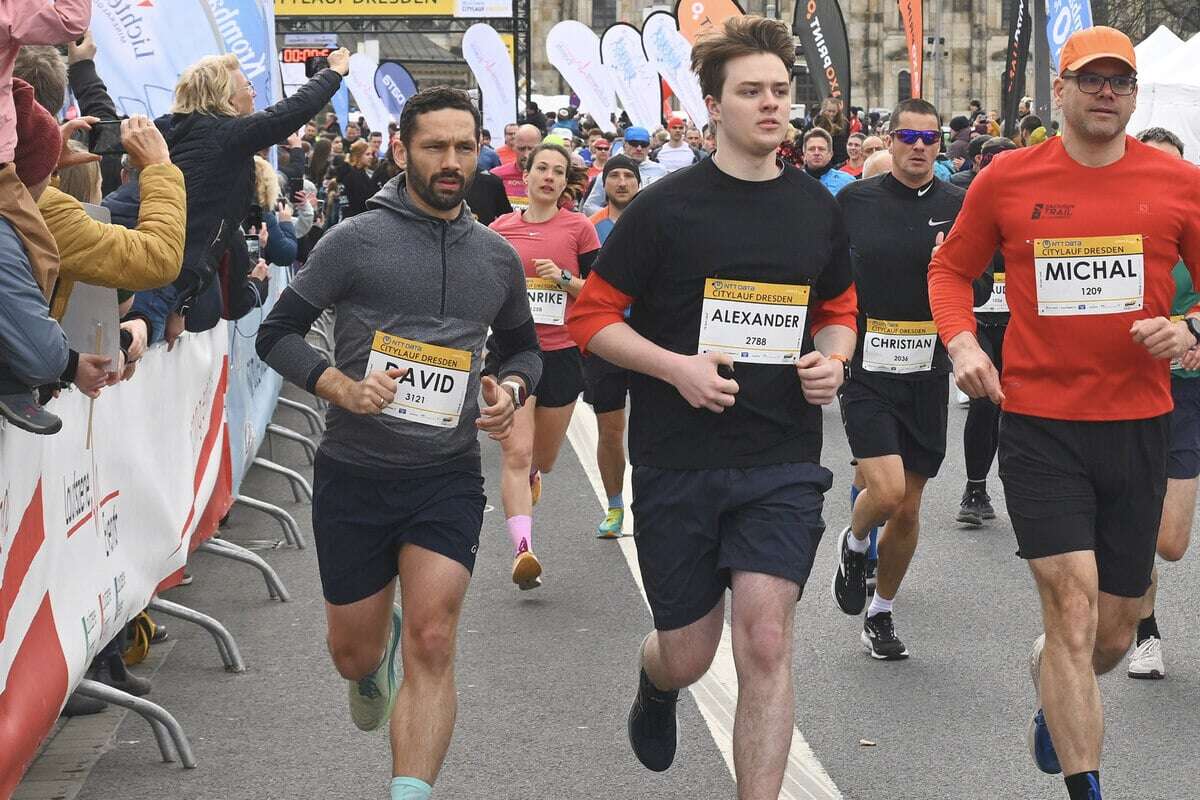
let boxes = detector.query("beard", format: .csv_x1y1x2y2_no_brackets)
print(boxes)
408,165,473,211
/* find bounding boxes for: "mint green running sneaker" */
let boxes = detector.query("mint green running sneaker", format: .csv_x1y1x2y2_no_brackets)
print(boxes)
596,507,624,539
348,605,403,732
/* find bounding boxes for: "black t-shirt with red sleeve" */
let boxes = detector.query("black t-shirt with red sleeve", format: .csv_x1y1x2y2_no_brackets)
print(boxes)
573,157,857,470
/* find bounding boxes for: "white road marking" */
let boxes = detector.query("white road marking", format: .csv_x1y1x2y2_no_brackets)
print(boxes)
567,404,842,800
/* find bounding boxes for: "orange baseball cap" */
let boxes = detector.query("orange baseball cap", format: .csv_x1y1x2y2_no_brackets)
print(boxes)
667,117,686,129
1059,26,1136,75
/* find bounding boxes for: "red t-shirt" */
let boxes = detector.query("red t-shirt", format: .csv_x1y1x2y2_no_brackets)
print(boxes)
491,207,601,351
929,136,1200,421
491,160,528,210
840,163,863,178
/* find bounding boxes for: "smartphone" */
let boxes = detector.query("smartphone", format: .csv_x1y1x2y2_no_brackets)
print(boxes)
88,119,125,156
245,203,263,232
305,55,329,78
288,175,305,200
245,234,261,261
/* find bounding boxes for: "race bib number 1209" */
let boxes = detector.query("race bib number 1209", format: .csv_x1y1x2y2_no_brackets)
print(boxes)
365,332,472,428
1034,235,1144,316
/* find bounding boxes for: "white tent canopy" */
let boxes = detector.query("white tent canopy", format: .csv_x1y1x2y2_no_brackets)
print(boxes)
1127,28,1200,163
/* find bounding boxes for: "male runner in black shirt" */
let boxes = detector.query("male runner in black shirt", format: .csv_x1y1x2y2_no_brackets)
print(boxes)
831,98,991,659
568,16,857,797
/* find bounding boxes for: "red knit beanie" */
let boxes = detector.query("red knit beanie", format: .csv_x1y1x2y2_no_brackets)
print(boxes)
13,77,62,188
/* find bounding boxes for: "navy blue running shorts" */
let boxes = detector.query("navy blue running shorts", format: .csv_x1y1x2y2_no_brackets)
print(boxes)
1168,377,1200,480
311,451,486,605
630,462,833,631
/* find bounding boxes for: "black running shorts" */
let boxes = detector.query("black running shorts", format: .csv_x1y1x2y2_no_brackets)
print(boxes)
582,353,629,414
1168,377,1200,480
311,452,486,605
631,462,833,631
998,412,1169,598
534,346,584,408
838,373,949,478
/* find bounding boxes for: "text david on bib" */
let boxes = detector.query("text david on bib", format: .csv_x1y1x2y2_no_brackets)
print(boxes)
365,332,472,428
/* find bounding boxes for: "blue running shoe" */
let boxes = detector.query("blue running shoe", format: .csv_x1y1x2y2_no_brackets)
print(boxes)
1027,709,1062,774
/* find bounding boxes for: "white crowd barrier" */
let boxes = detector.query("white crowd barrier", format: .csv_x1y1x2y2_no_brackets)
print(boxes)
0,264,296,792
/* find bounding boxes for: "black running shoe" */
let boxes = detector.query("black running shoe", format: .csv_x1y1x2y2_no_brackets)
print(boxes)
628,668,679,772
956,485,994,526
0,392,62,435
862,612,909,660
831,526,868,615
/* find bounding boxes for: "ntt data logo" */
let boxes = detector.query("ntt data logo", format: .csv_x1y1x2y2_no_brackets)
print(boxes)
99,0,157,58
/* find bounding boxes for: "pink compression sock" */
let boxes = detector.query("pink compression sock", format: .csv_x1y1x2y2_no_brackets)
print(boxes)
506,515,532,556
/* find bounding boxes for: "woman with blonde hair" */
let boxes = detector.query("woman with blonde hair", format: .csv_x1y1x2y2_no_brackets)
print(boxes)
56,141,102,205
252,155,298,265
129,47,350,346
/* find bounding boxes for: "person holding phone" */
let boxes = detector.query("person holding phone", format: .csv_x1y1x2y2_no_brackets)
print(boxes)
129,47,350,346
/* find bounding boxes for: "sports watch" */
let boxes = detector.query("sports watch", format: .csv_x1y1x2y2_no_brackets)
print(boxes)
1186,317,1200,347
829,353,851,382
501,379,527,408
559,269,573,286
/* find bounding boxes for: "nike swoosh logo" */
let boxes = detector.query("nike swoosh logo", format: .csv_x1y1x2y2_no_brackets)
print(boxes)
928,218,952,226
917,183,934,196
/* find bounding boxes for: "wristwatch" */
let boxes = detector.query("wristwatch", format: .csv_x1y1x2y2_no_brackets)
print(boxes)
829,353,851,382
559,269,573,287
1186,317,1200,346
501,379,527,408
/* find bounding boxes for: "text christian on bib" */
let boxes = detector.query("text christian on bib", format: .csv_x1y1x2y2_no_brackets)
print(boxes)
697,278,810,364
862,319,938,374
365,332,472,428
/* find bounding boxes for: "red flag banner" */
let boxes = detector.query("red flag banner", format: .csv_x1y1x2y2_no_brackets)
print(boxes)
897,0,923,98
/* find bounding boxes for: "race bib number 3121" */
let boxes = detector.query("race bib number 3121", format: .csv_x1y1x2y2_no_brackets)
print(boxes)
697,278,810,364
1034,235,1144,316
365,332,472,428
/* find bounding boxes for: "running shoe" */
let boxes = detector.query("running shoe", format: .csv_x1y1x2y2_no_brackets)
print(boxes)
530,470,542,506
348,605,403,732
1127,635,1165,680
1027,634,1062,774
956,484,995,526
627,667,679,772
865,557,878,596
597,507,624,539
512,547,543,590
831,526,868,615
862,611,909,660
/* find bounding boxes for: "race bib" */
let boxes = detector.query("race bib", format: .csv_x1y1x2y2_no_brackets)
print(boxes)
862,319,938,374
975,273,1008,313
697,278,810,364
1034,235,1144,316
365,332,472,428
526,277,567,325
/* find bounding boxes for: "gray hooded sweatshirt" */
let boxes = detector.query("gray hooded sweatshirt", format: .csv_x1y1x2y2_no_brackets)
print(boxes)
260,176,541,473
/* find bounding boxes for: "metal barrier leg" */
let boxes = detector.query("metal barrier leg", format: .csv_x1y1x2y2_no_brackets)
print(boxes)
267,423,316,464
149,719,176,763
147,597,246,673
198,539,291,602
276,396,325,434
252,457,312,503
234,494,306,549
74,679,198,768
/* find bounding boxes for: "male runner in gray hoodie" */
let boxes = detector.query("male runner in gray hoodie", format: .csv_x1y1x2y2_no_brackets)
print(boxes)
257,87,541,800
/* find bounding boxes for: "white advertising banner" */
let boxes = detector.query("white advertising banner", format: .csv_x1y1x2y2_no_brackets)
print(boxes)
546,21,618,133
600,22,663,131
0,329,233,797
90,0,277,119
641,11,709,128
463,23,518,140
345,52,397,136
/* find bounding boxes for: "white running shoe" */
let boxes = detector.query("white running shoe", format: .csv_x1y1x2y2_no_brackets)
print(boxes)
1127,636,1165,680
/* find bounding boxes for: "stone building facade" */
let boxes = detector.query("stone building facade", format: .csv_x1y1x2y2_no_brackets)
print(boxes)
531,0,1036,122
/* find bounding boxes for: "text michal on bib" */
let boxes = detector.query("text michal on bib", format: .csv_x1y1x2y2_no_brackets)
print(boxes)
975,273,1008,313
697,278,810,364
526,277,567,325
1034,235,1144,316
365,332,472,428
862,319,938,374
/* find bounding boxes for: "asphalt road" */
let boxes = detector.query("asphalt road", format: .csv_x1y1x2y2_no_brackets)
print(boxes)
52,380,1200,800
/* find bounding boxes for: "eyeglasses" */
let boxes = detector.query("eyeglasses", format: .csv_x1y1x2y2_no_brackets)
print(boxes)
625,141,649,148
1063,71,1137,96
892,129,940,146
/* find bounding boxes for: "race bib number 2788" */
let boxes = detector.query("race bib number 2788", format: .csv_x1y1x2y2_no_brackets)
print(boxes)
697,278,810,364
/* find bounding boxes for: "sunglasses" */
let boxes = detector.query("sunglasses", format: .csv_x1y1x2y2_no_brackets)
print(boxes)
1064,71,1137,96
892,129,940,146
625,141,649,148
593,145,610,151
